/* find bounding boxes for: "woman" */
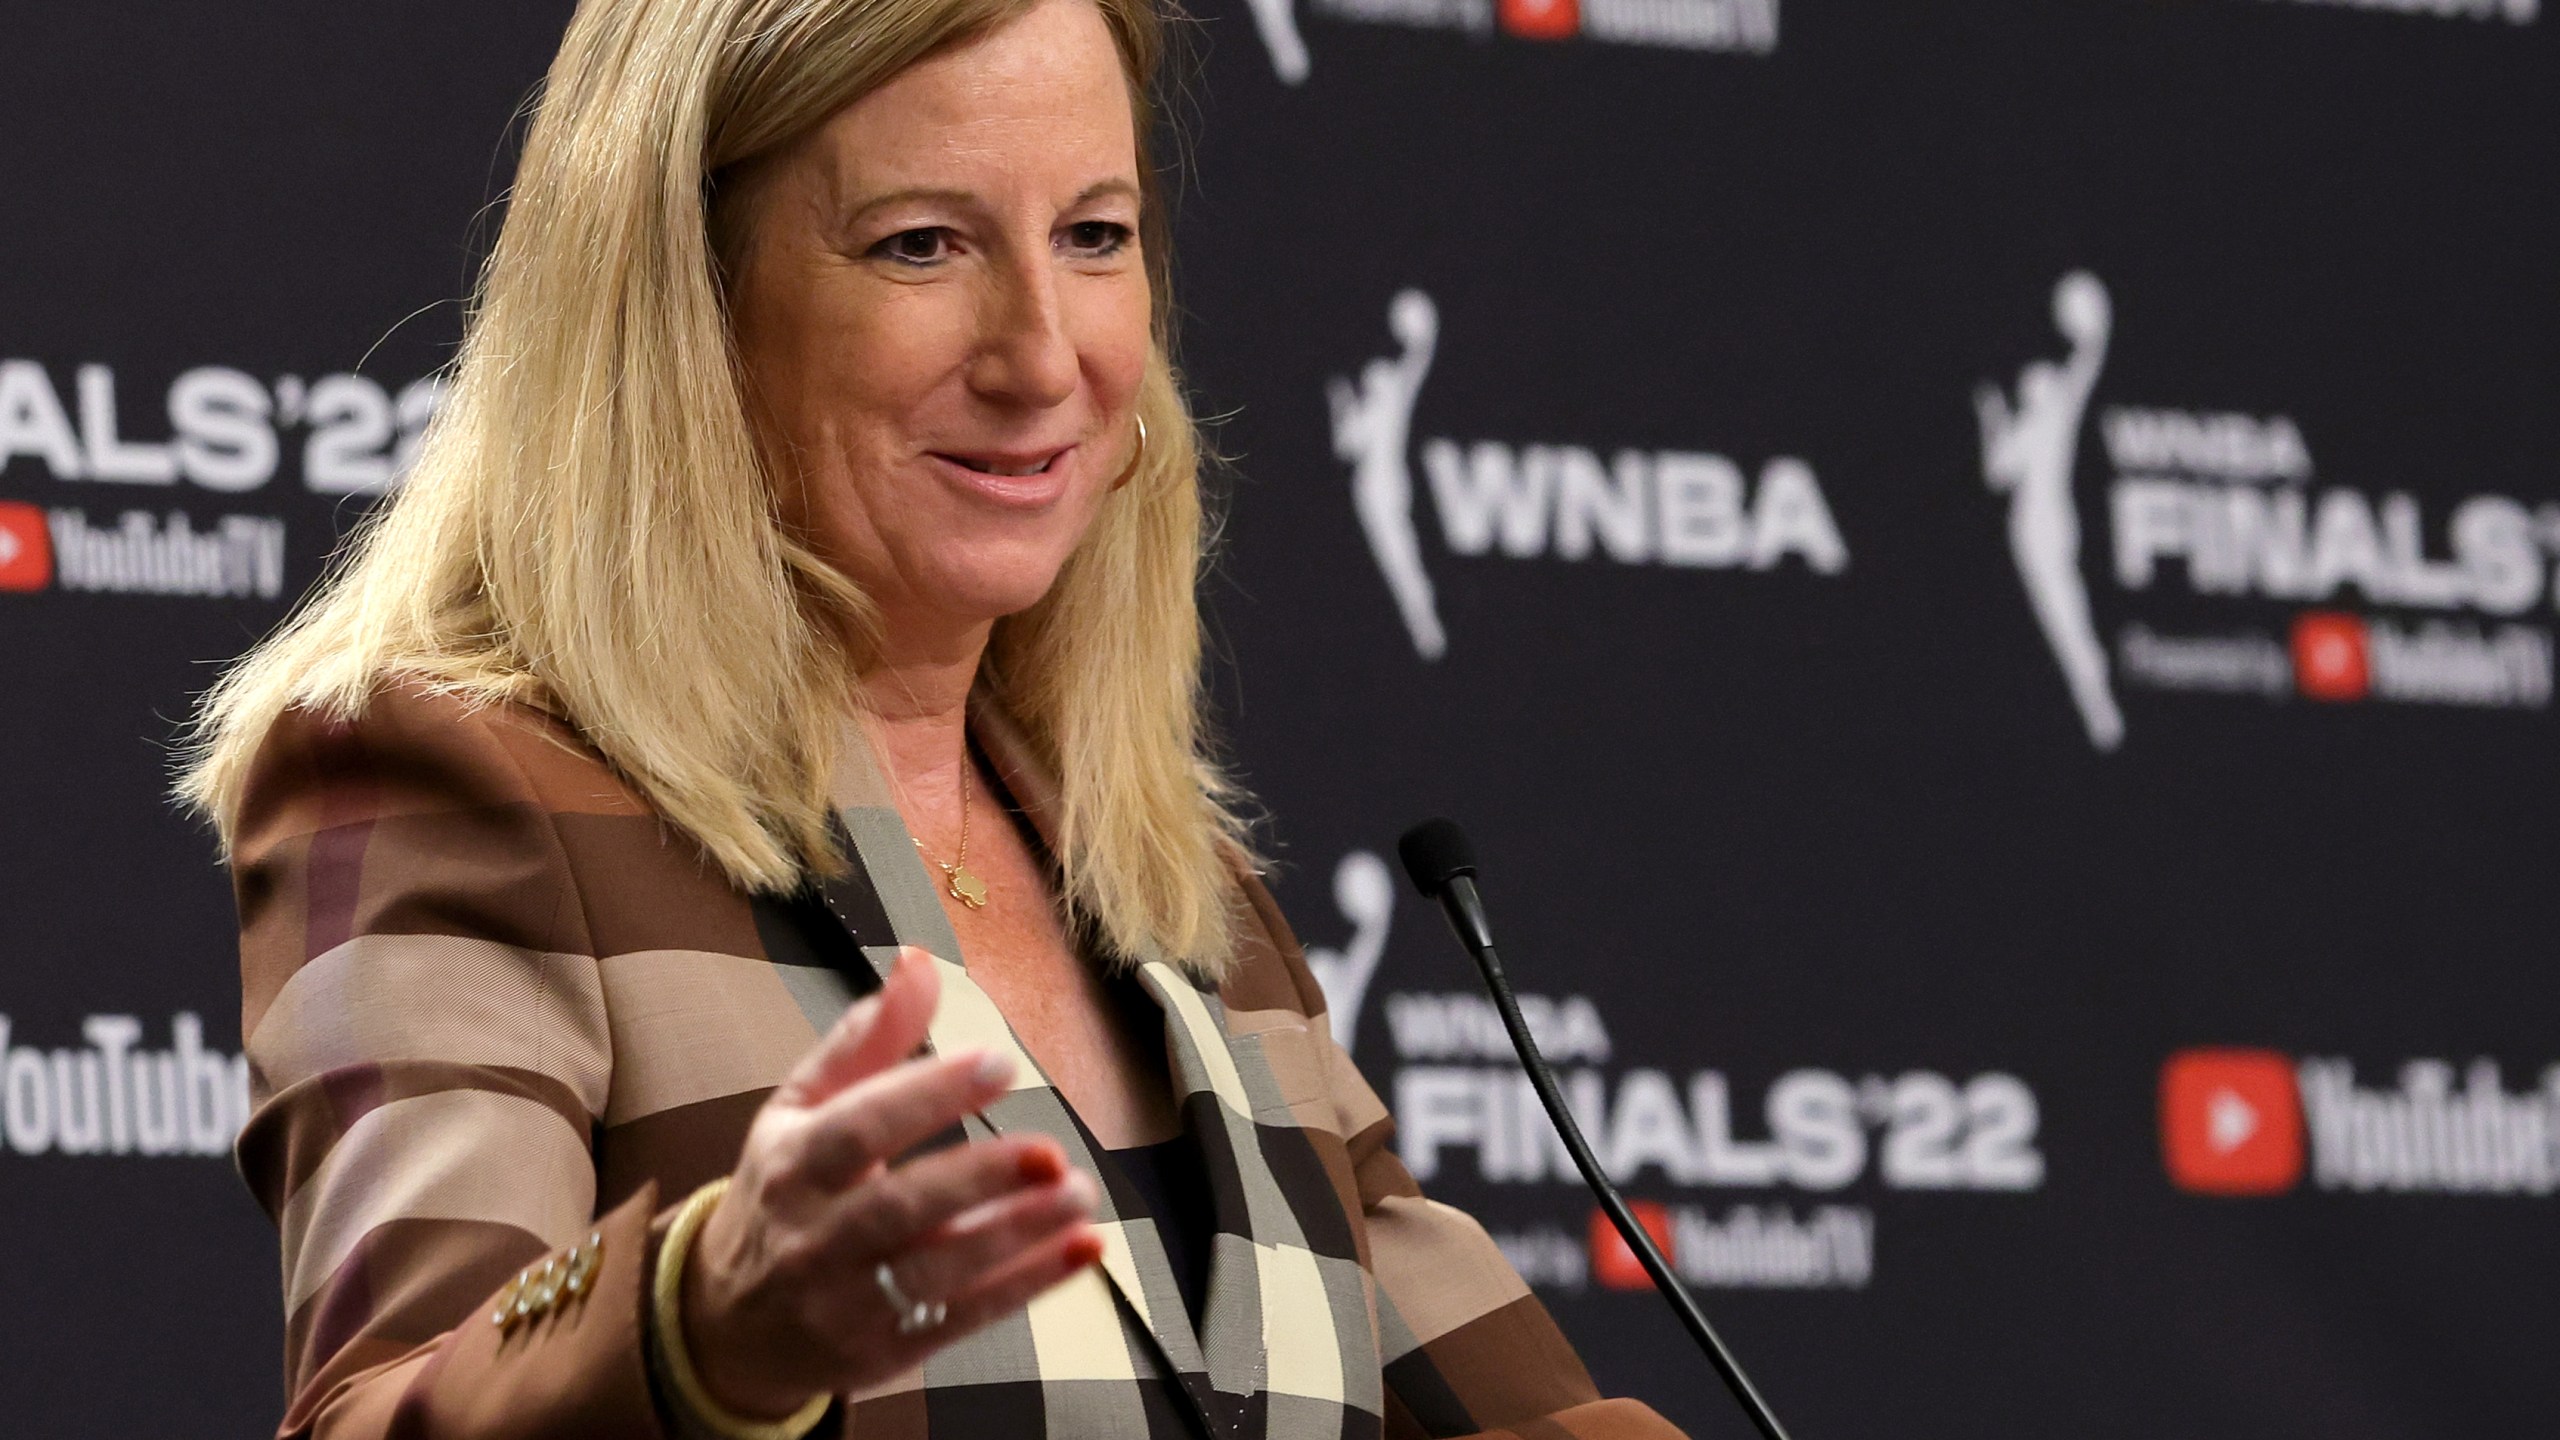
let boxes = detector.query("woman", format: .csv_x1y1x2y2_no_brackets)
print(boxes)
183,1,1680,1437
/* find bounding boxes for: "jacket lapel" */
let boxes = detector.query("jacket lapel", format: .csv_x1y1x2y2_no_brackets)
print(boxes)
1133,959,1279,1403
972,704,1382,1419
814,707,1217,1398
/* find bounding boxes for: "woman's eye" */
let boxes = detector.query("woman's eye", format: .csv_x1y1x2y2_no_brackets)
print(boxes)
1062,221,1132,258
873,228,949,265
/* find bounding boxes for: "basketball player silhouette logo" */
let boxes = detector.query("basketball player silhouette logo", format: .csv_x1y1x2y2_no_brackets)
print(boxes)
1245,0,1310,83
1330,289,1448,660
1302,850,1395,1050
1977,272,2126,751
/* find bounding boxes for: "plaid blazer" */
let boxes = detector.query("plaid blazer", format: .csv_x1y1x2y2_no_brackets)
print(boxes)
230,684,1680,1440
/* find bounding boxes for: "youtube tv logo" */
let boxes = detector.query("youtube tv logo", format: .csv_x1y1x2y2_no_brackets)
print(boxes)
0,501,52,591
2160,1048,2304,1196
1588,1201,1673,1289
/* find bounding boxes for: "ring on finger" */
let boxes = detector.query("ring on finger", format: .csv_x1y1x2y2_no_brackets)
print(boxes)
875,1261,948,1337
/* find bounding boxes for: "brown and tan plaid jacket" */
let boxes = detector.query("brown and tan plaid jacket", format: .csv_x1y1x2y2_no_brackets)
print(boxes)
230,683,1681,1440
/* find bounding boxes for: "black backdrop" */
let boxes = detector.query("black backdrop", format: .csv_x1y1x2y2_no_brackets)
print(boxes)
2,3,2552,1436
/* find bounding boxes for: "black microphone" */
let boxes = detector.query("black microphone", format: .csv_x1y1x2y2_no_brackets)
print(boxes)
1396,819,1795,1440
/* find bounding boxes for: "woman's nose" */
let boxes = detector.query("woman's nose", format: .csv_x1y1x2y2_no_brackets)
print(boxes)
968,256,1080,410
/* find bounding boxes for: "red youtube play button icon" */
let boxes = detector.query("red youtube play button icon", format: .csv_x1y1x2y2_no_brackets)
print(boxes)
0,501,53,592
1589,1201,1674,1290
2160,1048,2304,1196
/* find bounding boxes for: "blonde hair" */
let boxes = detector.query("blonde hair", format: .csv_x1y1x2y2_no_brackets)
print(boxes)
179,0,1253,977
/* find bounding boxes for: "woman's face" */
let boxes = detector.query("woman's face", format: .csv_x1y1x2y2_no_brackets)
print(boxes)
727,0,1150,642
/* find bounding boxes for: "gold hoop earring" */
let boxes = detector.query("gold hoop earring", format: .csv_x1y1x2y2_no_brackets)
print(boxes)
1110,415,1148,492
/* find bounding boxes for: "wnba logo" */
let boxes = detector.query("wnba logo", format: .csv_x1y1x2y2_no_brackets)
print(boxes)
1976,272,2124,750
1977,272,2559,745
1329,290,1848,661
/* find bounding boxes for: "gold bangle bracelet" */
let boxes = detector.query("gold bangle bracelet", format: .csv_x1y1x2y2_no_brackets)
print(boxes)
650,1178,833,1440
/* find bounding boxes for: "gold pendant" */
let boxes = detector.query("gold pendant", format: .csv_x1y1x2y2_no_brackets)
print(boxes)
947,866,990,910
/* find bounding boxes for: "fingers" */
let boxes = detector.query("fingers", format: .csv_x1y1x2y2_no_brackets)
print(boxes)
931,1223,1108,1340
856,1135,1086,1252
781,948,940,1105
794,1045,1018,1190
884,1160,1098,1306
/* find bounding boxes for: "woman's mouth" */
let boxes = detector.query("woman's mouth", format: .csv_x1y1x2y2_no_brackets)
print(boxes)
940,451,1060,478
927,447,1077,507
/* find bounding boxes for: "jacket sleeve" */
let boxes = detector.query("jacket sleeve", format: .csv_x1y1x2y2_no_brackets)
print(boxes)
1236,879,1686,1440
230,689,670,1440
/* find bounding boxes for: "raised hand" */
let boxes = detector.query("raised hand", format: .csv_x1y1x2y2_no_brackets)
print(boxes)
678,948,1104,1419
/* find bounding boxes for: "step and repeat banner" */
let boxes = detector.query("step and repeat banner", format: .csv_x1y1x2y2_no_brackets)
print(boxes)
1,2,2550,1436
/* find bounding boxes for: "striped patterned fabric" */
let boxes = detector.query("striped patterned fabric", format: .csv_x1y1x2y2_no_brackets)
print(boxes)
230,683,1681,1440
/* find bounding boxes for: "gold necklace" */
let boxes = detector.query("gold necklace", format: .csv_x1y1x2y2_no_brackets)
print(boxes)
915,761,990,910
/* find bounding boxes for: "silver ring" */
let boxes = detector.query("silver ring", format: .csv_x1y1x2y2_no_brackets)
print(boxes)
875,1261,947,1336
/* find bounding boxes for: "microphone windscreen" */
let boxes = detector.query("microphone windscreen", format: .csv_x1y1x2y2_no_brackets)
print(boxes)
1396,819,1477,898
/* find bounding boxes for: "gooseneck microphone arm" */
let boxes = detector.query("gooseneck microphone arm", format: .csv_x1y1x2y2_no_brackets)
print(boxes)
1396,820,1795,1440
